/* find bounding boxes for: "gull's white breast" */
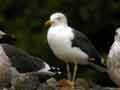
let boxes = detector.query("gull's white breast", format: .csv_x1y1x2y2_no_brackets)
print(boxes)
107,41,120,86
47,26,88,64
108,41,120,59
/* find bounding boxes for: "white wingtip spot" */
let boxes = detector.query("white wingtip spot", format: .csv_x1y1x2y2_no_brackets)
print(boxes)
56,67,60,70
51,66,55,70
0,30,6,35
57,71,62,75
38,62,50,72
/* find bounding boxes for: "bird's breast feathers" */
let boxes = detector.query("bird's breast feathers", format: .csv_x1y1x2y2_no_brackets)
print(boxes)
47,26,88,64
47,26,73,48
109,41,120,59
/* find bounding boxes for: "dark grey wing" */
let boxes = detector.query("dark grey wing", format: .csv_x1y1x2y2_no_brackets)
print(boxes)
1,44,47,73
71,29,102,65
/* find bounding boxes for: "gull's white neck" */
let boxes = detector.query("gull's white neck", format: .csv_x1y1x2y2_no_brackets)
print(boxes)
51,23,68,28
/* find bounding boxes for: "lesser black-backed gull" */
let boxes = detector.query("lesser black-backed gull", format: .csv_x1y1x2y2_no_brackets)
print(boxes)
45,12,103,81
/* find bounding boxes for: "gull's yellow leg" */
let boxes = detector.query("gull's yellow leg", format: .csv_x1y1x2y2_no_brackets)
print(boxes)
66,63,71,80
72,63,78,81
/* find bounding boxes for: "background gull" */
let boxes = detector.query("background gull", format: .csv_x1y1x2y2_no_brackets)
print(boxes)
107,28,120,86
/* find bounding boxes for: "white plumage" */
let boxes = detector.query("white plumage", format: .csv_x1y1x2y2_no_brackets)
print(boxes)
47,25,88,64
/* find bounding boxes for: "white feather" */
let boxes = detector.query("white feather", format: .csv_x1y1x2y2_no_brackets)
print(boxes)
47,22,88,64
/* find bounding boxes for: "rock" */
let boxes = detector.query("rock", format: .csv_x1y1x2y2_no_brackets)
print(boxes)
57,80,75,90
7,75,120,90
11,73,39,90
37,83,50,90
75,78,91,90
47,78,58,89
92,85,120,90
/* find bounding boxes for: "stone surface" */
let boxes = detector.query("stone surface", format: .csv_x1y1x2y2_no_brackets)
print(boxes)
2,74,120,90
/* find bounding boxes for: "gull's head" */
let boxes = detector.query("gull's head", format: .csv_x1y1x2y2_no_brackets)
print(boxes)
45,12,68,27
115,28,120,41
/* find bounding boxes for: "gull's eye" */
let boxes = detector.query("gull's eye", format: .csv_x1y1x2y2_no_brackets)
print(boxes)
57,17,61,20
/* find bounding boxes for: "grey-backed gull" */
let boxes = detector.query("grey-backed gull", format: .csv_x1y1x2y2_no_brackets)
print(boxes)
0,30,54,89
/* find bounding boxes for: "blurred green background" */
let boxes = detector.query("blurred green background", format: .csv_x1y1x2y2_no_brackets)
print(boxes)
0,0,120,86
1,0,119,60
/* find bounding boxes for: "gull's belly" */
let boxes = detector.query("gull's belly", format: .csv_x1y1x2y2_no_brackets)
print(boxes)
109,42,120,60
48,34,89,64
107,58,120,86
107,41,120,86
